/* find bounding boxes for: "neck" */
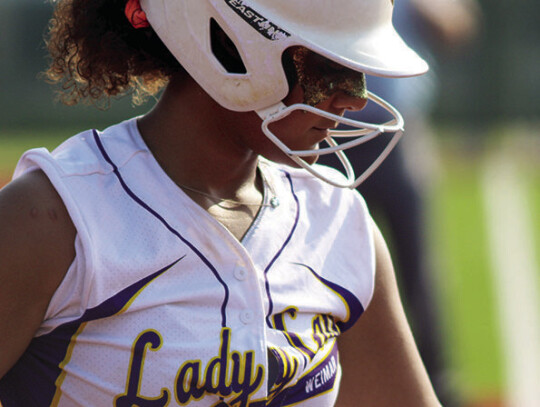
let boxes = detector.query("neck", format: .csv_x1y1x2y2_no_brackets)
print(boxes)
137,74,261,198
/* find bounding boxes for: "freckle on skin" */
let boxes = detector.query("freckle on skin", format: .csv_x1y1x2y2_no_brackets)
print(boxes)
48,209,58,221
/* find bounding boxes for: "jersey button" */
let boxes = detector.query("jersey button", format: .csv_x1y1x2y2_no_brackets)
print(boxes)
234,268,248,281
270,196,280,208
240,310,255,324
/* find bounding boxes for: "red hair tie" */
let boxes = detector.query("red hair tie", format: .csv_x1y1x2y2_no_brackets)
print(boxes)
125,0,150,29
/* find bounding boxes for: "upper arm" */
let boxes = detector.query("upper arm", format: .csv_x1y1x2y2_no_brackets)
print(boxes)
336,221,441,406
0,170,76,378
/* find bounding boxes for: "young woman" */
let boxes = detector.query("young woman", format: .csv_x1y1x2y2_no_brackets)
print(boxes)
0,0,441,405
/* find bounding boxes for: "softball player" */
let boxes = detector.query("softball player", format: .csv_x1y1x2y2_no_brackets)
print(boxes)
0,0,441,405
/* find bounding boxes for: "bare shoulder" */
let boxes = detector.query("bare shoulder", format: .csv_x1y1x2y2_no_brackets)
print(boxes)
0,170,76,378
0,170,76,268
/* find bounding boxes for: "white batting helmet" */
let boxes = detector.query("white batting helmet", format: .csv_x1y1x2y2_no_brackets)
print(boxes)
140,0,429,188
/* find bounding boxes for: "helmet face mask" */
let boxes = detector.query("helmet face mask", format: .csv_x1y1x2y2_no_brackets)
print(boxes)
140,0,428,188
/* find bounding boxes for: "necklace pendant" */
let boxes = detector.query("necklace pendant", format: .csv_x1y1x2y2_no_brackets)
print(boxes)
270,196,280,208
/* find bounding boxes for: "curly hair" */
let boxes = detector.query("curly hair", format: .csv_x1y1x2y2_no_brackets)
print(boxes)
45,0,183,107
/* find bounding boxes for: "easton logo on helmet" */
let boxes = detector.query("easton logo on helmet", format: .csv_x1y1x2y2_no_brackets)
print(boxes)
224,0,290,41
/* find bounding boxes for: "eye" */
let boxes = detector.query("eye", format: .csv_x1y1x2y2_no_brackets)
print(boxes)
322,61,348,75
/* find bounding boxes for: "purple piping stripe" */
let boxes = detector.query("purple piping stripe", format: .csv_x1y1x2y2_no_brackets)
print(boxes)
0,258,182,407
293,263,364,332
92,130,230,327
273,342,339,406
264,172,300,328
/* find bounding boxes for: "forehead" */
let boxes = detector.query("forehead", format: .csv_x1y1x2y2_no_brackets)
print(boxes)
290,47,356,73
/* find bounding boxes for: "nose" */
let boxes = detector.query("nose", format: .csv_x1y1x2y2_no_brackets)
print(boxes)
331,91,368,112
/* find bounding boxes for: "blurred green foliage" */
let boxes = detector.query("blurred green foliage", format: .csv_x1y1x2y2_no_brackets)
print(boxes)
429,146,504,400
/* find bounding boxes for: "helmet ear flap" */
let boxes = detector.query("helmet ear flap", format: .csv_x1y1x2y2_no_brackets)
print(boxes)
210,19,247,74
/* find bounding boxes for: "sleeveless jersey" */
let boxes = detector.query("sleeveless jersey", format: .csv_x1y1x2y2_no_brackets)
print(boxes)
0,118,375,407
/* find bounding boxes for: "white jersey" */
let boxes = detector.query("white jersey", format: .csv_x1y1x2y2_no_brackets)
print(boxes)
0,118,375,407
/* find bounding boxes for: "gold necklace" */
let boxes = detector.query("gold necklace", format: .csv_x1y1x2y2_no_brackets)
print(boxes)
179,180,280,209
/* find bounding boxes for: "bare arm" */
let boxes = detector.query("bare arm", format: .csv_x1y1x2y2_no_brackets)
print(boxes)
336,221,441,406
0,170,76,378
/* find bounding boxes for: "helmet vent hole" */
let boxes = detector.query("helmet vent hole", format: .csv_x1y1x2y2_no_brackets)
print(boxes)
210,19,247,74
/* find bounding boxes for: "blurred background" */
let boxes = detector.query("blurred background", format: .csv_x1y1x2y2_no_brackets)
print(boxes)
0,0,538,406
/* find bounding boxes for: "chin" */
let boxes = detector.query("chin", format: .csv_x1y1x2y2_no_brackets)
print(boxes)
263,153,319,168
302,155,319,166
258,141,319,167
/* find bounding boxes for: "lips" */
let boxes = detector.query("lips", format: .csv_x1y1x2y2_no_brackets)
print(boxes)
311,127,331,137
313,120,338,132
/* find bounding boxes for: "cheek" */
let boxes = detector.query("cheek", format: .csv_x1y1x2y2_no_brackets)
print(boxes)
266,114,321,165
282,84,304,106
267,110,312,146
243,84,320,166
